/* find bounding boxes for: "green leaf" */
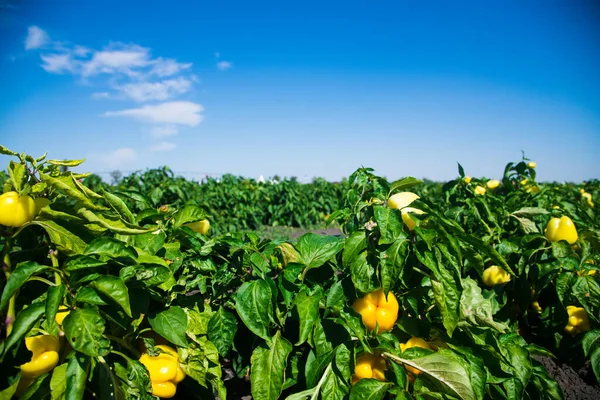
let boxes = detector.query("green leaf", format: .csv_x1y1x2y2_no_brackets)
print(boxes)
40,172,105,211
373,206,405,245
296,233,344,271
102,190,136,223
390,349,476,400
8,161,25,193
235,280,273,342
1,303,45,358
459,278,508,332
77,208,152,235
113,358,152,399
90,276,132,317
207,307,238,357
177,338,222,389
591,347,600,387
511,207,549,217
148,306,189,347
45,284,66,329
380,236,409,296
388,177,422,195
64,255,106,272
250,331,293,400
173,204,207,227
63,307,111,357
349,379,392,400
66,354,90,400
321,344,351,400
583,330,600,357
342,231,367,268
84,237,138,261
47,159,86,167
295,287,322,345
50,364,67,400
94,360,120,400
529,361,564,400
0,261,49,311
0,144,18,156
350,251,379,294
31,220,88,256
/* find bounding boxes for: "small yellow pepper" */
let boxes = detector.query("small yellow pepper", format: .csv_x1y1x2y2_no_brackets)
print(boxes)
474,186,486,195
139,345,186,398
531,301,542,313
387,192,424,231
564,306,591,336
351,352,387,385
486,180,500,189
520,179,528,186
463,176,472,184
55,307,70,326
528,161,537,168
183,219,210,235
353,289,399,333
16,335,60,395
482,265,511,287
582,192,594,207
545,216,578,245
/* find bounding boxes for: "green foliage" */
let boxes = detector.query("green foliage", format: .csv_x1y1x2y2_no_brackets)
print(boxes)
1,145,599,399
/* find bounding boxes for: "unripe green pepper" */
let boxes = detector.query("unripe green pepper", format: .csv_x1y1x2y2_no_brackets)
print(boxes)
545,216,578,245
564,306,591,336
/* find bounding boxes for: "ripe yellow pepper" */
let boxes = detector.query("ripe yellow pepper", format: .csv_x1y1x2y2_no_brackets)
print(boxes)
520,179,528,186
387,192,424,231
139,345,186,398
400,337,433,375
183,219,210,235
564,306,591,336
353,289,399,333
351,352,387,385
531,301,542,313
482,265,511,287
486,180,500,189
582,192,594,207
528,161,537,168
55,307,70,326
16,335,60,395
0,192,36,228
463,176,472,184
474,186,486,195
545,216,578,245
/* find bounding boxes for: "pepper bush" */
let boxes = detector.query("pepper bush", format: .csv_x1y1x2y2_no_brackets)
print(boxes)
0,144,599,400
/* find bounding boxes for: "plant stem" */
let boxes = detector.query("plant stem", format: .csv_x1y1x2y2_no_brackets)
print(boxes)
49,250,61,285
106,334,140,358
27,276,57,286
309,362,332,400
2,236,15,336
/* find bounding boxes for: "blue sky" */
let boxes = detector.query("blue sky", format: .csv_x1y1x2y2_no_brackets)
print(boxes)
0,0,599,182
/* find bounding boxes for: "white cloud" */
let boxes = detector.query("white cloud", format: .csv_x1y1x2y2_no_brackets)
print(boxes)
41,53,75,73
103,148,137,168
216,61,232,71
119,77,192,102
25,26,50,50
150,57,192,77
91,92,111,99
103,101,204,126
81,44,151,77
151,125,178,137
150,141,177,152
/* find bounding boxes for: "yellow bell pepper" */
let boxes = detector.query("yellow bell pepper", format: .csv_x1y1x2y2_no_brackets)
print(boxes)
387,192,424,231
528,161,537,168
564,306,591,336
486,180,500,189
531,301,542,313
353,289,399,333
545,216,578,245
351,352,387,385
520,179,528,186
582,192,594,207
20,335,60,378
482,265,511,287
139,345,186,398
55,307,70,326
474,186,486,195
463,176,472,184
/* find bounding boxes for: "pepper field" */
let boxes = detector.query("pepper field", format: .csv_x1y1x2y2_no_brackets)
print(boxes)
0,145,599,400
